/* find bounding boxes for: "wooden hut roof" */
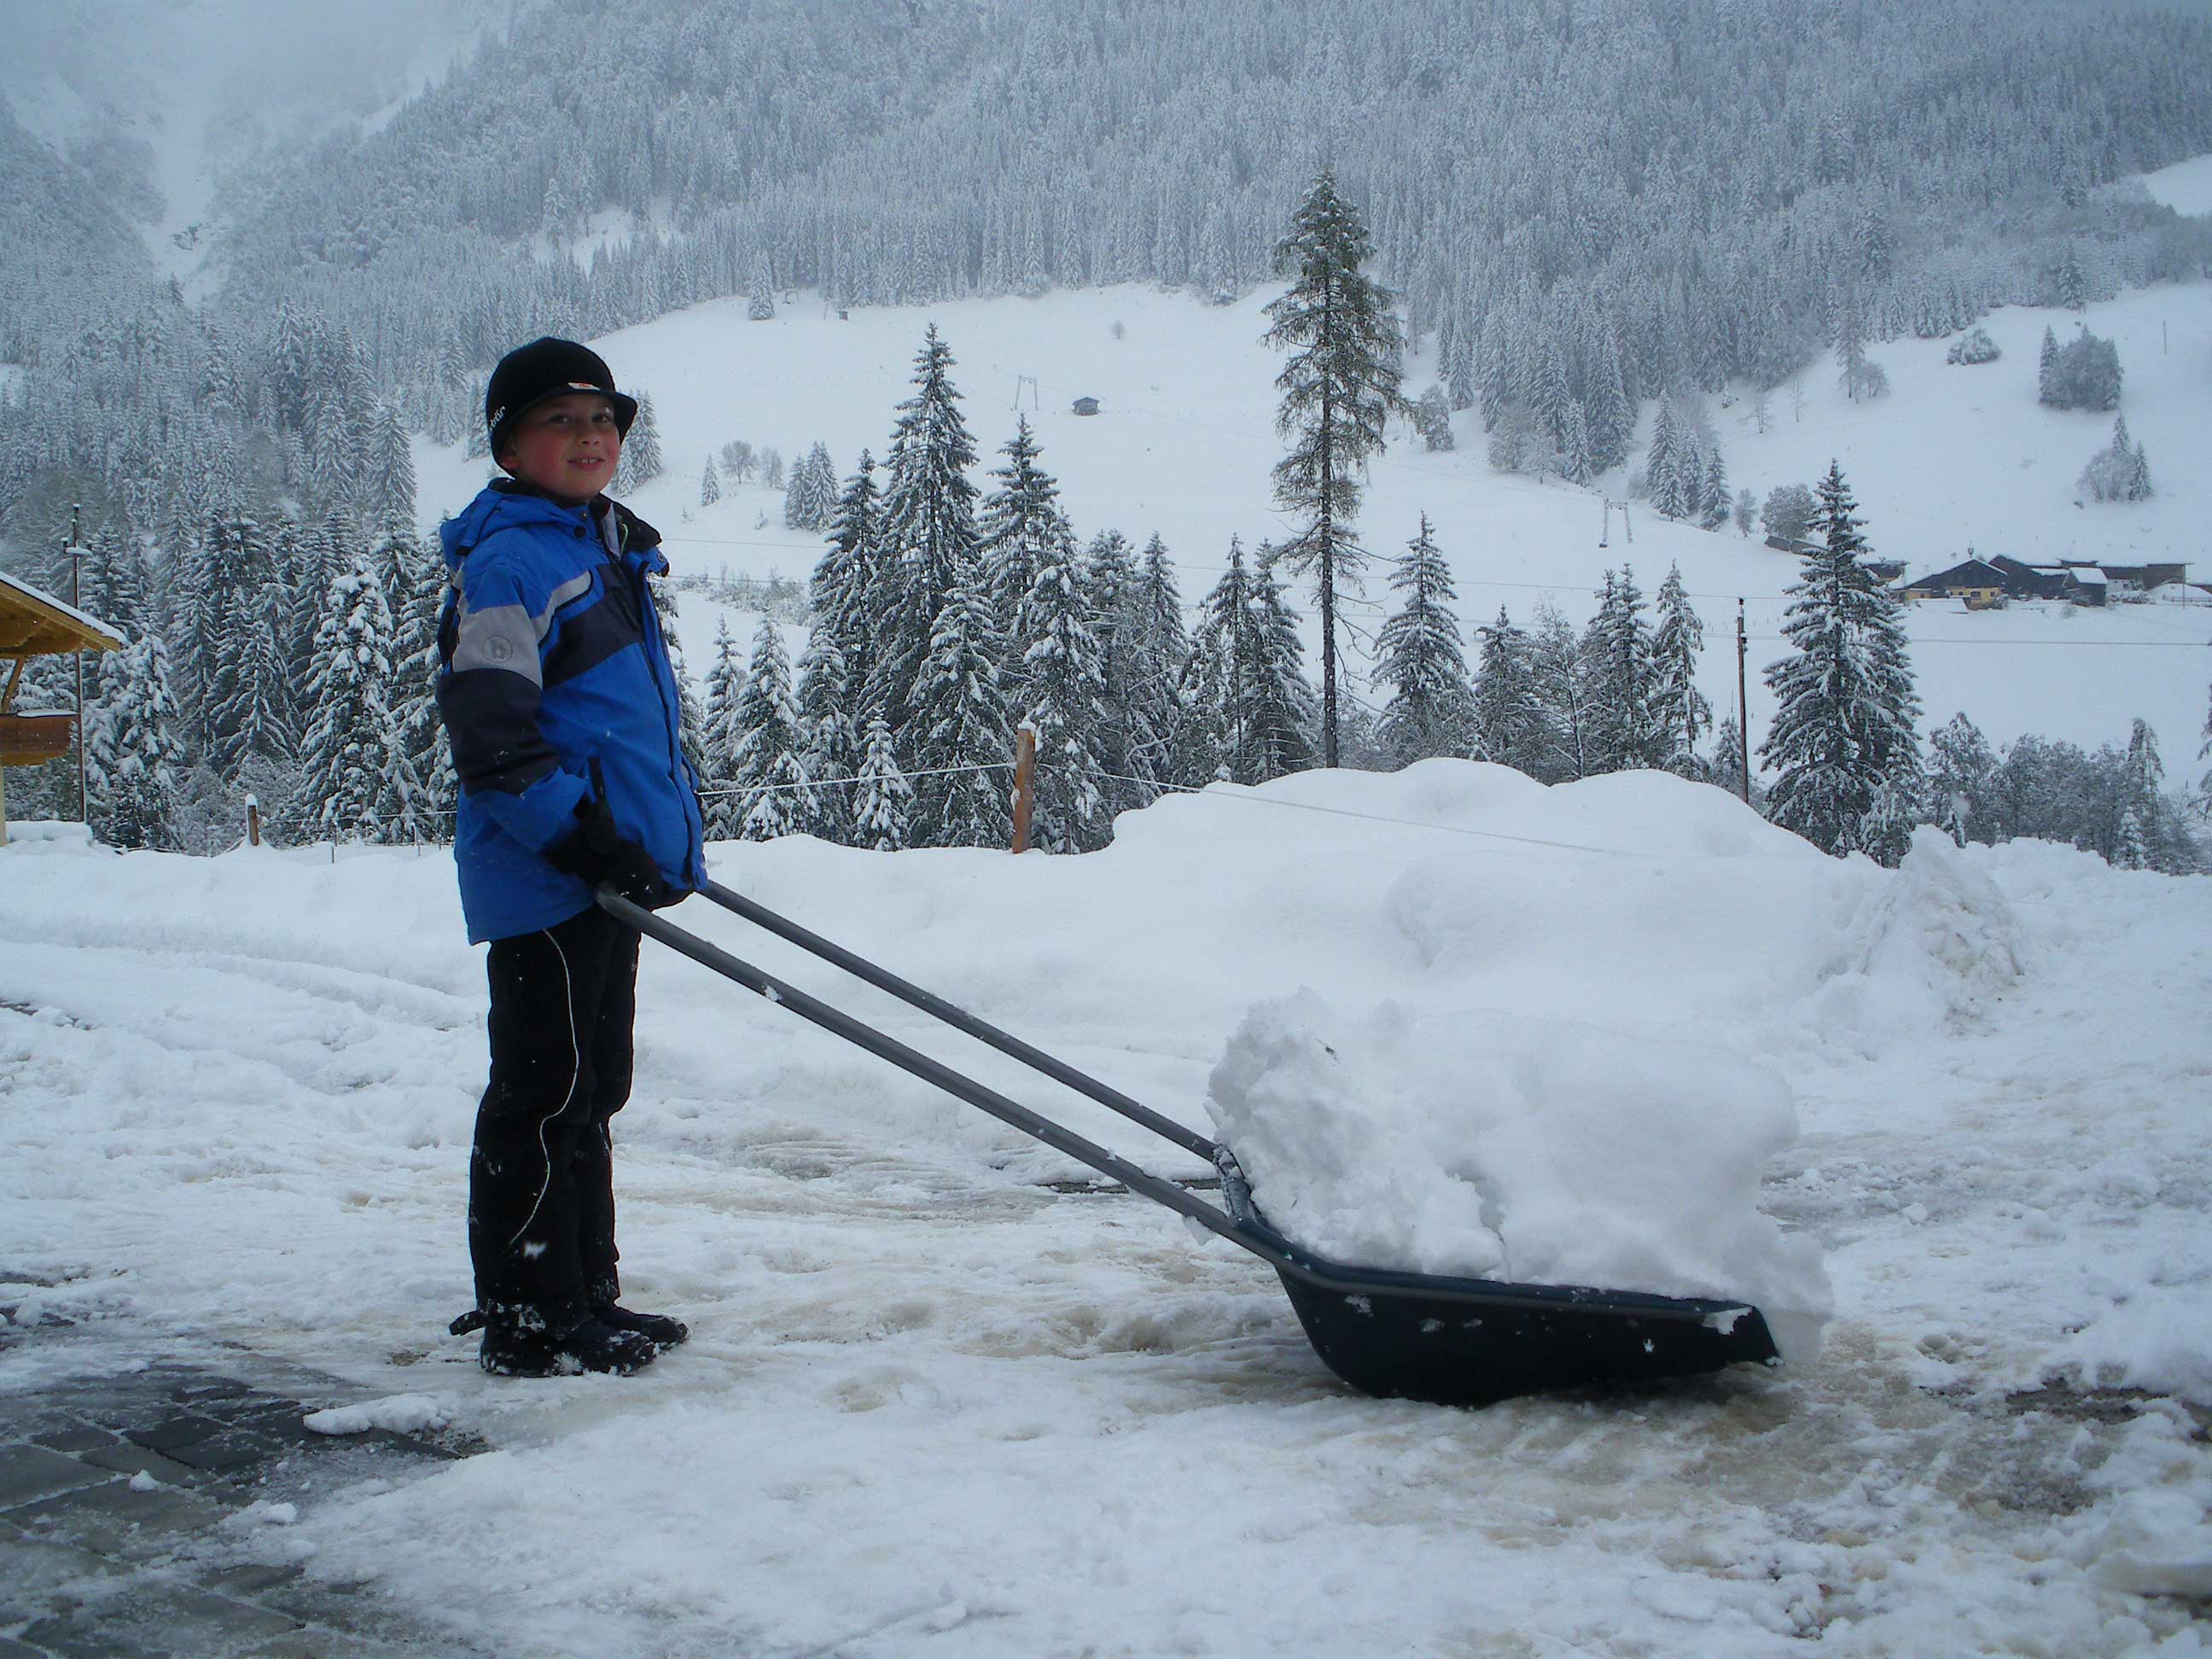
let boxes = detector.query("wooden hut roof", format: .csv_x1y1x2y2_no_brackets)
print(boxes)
0,569,126,657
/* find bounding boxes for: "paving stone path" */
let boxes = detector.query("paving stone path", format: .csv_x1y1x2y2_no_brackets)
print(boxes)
0,1333,486,1658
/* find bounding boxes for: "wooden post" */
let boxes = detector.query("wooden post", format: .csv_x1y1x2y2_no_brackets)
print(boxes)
1010,725,1036,854
246,794,260,847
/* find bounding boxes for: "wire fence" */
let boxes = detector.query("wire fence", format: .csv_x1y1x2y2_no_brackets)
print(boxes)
225,746,1678,867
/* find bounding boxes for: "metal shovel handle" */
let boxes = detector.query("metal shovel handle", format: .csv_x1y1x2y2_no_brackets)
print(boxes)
598,887,1249,1249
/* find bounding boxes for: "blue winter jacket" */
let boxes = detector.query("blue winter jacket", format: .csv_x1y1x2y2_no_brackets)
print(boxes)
436,480,705,944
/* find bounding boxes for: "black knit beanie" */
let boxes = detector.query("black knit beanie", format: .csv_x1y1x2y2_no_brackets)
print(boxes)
484,338,639,457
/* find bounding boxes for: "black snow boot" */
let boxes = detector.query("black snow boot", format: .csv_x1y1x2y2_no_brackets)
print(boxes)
479,1316,656,1378
593,1305,690,1353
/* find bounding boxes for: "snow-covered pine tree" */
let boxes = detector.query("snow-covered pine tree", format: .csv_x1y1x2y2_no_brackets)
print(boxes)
905,560,1012,848
1245,548,1320,783
1529,600,1592,783
748,253,775,321
794,627,858,845
2038,326,2059,403
1699,448,1731,531
1083,529,1149,808
2116,719,2195,873
1115,533,1187,806
359,401,417,531
1583,566,1665,773
1709,714,1751,801
851,715,913,853
1924,712,2002,846
1187,540,1319,788
1559,399,1593,486
1650,563,1711,774
1373,514,1472,766
729,617,815,841
981,415,1078,687
612,391,664,493
701,456,721,506
95,629,188,852
1013,521,1111,852
797,443,838,530
1836,295,1878,402
868,327,984,732
816,448,882,721
647,575,709,782
1178,538,1249,786
1414,384,1454,451
1468,607,1548,778
700,617,747,841
297,550,420,843
2202,680,2211,810
1643,395,1679,517
1264,168,1406,767
1759,462,1923,864
782,458,811,530
381,521,452,830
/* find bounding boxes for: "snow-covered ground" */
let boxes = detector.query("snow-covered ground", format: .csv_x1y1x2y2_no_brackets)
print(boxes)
2144,152,2212,218
419,271,2212,765
5,768,2209,1655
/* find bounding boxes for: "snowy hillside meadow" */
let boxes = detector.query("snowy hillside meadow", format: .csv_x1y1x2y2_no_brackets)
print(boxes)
415,269,2212,768
6,762,2211,1656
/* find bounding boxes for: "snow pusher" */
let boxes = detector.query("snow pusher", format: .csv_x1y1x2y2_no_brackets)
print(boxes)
605,882,1780,1407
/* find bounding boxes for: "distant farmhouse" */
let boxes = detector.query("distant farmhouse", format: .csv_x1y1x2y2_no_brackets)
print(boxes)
1072,396,1100,416
1901,553,2189,609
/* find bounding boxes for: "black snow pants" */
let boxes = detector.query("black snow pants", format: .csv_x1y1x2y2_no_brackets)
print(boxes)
469,904,640,1336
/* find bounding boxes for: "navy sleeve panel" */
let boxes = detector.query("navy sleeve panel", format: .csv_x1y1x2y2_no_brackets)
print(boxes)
439,667,560,796
542,571,645,691
437,538,592,850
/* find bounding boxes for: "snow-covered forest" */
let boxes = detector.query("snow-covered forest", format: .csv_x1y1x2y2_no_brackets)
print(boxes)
2,0,2210,863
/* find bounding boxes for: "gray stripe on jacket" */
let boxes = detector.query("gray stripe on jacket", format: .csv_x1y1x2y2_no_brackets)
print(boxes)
448,571,594,679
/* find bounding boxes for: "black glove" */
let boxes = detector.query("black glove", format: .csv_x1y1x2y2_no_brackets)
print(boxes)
544,793,667,907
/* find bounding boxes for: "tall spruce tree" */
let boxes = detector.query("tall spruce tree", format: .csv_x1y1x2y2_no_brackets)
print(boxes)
905,558,1012,847
1372,514,1472,766
296,550,420,843
1583,566,1665,773
981,416,1079,686
381,522,452,830
729,617,815,841
1760,462,1923,864
1263,168,1406,767
95,631,188,852
1117,533,1189,806
1013,525,1111,852
868,328,983,732
852,716,913,853
794,628,859,846
1926,711,2002,846
1530,600,1593,784
1468,607,1548,778
816,448,882,721
701,617,748,841
1650,563,1712,774
1186,538,1317,788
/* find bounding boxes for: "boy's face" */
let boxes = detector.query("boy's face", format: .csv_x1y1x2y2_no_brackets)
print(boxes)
497,392,622,505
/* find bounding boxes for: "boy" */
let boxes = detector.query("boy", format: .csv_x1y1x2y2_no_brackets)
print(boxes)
437,337,706,1377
